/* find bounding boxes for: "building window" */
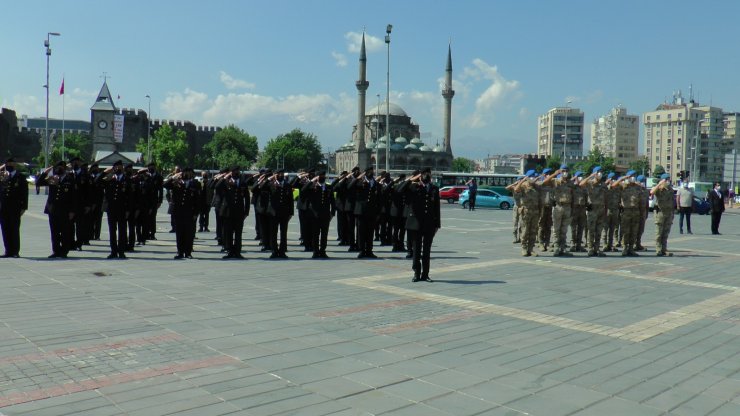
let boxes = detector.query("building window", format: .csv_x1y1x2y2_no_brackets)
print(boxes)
656,156,660,161
678,113,683,118
668,114,672,119
647,116,651,121
656,115,661,120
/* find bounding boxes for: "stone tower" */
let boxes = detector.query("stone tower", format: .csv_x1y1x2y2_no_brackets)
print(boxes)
354,32,370,169
442,44,455,155
91,81,117,153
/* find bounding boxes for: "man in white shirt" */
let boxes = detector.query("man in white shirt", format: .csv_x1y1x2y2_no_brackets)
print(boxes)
676,183,694,234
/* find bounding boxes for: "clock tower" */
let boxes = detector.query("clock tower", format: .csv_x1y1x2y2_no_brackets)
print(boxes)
91,81,117,154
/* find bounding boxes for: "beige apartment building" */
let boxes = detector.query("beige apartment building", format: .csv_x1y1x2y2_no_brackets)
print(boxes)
643,93,724,182
591,106,639,168
537,107,584,159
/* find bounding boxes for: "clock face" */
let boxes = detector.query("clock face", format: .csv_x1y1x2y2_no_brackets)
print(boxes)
98,120,108,129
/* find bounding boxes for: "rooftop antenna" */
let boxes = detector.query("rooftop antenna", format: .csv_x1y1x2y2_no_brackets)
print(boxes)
689,83,693,102
100,72,110,82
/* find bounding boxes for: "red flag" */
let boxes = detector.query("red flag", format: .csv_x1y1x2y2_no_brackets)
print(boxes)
59,78,65,95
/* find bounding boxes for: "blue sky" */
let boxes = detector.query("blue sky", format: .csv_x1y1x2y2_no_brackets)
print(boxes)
3,0,740,159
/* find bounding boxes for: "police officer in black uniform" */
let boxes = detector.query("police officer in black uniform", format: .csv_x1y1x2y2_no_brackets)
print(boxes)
334,171,349,245
97,160,132,259
0,158,29,258
399,168,441,282
144,162,164,240
349,166,382,258
254,169,273,252
38,161,78,258
263,169,293,259
88,163,105,241
216,166,251,259
389,173,407,252
302,170,336,258
69,157,91,250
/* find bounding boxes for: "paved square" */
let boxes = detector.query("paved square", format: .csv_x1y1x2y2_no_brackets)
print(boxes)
1,193,740,415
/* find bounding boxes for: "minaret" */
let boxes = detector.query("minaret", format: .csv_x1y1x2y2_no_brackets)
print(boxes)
355,32,369,155
442,43,455,154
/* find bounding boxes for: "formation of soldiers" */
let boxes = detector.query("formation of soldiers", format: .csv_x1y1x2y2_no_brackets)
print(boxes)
508,164,675,258
7,158,441,282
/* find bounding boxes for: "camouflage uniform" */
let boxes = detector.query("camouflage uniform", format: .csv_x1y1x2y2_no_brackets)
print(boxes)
584,180,607,256
550,178,574,256
516,180,540,256
653,184,674,255
512,191,522,243
603,185,621,251
570,185,587,252
635,186,650,250
537,182,553,250
619,182,642,256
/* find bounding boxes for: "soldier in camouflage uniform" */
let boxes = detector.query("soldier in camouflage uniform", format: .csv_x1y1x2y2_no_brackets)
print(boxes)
569,171,587,252
580,166,607,257
542,164,573,257
513,170,541,257
634,175,650,251
612,170,642,256
602,173,621,252
536,168,554,251
650,173,674,256
506,177,525,244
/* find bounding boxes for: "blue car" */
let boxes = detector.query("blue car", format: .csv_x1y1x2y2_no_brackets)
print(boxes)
459,189,515,210
692,196,710,215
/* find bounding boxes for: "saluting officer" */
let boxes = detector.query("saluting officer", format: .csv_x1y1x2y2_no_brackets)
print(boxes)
570,171,587,252
88,163,105,241
580,166,608,257
612,170,642,257
650,173,674,257
398,168,441,282
69,157,90,251
634,175,650,251
97,160,133,259
37,161,78,258
602,173,621,252
302,170,336,258
254,169,274,252
334,171,349,245
349,166,382,259
342,166,361,252
390,173,407,252
537,168,554,251
263,169,294,259
164,167,201,259
513,169,541,257
216,166,251,259
541,165,574,257
0,158,29,258
144,163,164,240
292,169,314,252
404,169,420,259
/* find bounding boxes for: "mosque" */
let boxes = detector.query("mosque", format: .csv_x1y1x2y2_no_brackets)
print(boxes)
335,34,455,173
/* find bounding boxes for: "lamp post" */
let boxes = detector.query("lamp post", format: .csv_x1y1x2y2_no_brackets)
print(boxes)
385,24,392,172
44,32,60,169
561,99,572,164
145,95,151,163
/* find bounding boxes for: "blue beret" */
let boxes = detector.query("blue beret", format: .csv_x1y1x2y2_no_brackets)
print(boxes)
543,168,552,174
525,169,536,177
573,171,582,178
560,164,568,170
626,170,636,176
592,166,602,174
636,175,645,182
660,173,670,180
607,172,615,179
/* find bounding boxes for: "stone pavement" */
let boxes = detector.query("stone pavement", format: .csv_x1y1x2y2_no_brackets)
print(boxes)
1,194,740,415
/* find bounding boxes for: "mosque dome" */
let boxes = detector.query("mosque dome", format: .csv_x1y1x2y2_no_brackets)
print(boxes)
404,144,419,150
432,145,444,152
376,142,387,149
366,141,377,150
365,102,408,117
420,145,434,152
410,138,424,145
378,135,389,143
395,137,408,145
391,143,405,151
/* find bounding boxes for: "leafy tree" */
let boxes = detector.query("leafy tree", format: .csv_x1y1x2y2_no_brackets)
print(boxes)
136,123,189,170
258,128,322,171
628,156,651,176
451,157,475,173
573,147,616,175
34,132,92,165
544,155,563,171
201,125,259,170
652,164,666,179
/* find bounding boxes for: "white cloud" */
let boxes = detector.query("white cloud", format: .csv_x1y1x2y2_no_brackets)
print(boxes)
219,71,255,90
345,31,383,53
463,58,522,128
331,51,348,67
7,87,98,120
161,88,209,120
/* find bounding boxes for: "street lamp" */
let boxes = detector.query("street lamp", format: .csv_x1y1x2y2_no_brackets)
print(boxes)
385,24,392,172
145,94,151,163
44,32,60,169
562,99,572,164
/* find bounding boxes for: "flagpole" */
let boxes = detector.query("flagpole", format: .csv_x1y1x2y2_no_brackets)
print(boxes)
61,76,65,162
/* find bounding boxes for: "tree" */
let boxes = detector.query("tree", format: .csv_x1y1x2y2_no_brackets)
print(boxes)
628,156,651,176
200,125,259,170
573,147,616,175
544,155,563,171
136,123,189,171
258,129,322,171
652,164,666,179
34,132,92,165
451,157,474,173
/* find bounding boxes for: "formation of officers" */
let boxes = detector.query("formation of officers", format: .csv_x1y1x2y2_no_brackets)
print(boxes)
508,164,675,258
5,157,441,282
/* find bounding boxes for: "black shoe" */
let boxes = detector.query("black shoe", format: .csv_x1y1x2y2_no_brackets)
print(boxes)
279,253,288,259
365,253,378,259
320,253,330,259
222,254,234,259
357,253,366,259
303,247,312,252
118,253,127,259
687,231,693,234
174,254,184,259
261,247,271,252
312,253,321,259
205,229,211,232
405,253,413,259
234,253,245,259
269,253,279,259
185,254,193,259
59,254,68,259
107,253,118,259
11,254,19,258
422,276,433,282
168,229,175,233
412,275,421,282
149,236,157,240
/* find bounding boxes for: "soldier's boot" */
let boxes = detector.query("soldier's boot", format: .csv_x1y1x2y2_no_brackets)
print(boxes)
587,250,596,257
561,251,573,257
604,245,613,252
621,250,629,257
635,244,645,251
569,245,578,252
553,251,562,257
513,238,521,244
540,243,548,252
522,250,530,257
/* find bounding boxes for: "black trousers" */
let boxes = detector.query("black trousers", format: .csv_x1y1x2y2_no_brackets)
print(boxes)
49,213,73,256
147,206,158,238
127,213,137,249
345,211,356,248
409,228,436,278
92,207,104,240
1,212,22,256
678,207,692,232
260,213,272,249
392,216,406,249
223,215,244,255
711,211,723,234
174,213,196,255
215,213,223,243
298,209,311,249
406,225,415,256
199,206,211,230
336,209,346,241
469,192,477,210
136,209,149,243
312,217,330,255
270,216,289,255
73,213,85,248
357,215,376,255
107,213,127,255
254,211,261,239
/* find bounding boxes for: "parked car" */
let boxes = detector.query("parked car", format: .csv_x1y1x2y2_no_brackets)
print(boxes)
439,186,468,203
458,189,514,210
648,193,709,215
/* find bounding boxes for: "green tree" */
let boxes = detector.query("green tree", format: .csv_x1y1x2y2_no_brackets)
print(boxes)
201,125,259,170
35,132,92,165
628,156,651,176
544,155,563,171
652,164,666,179
573,147,616,175
451,157,475,172
258,128,322,171
136,123,189,170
